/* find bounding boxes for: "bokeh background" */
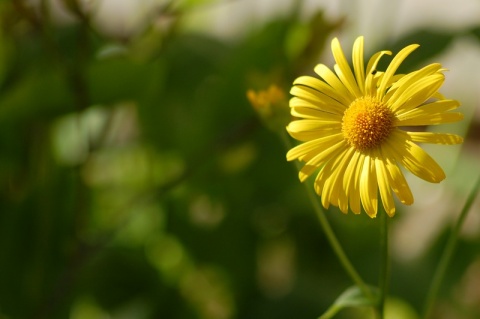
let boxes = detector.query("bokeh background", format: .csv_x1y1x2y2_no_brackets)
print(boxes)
0,0,479,318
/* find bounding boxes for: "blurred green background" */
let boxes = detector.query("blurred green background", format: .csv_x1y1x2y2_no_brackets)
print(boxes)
0,0,479,318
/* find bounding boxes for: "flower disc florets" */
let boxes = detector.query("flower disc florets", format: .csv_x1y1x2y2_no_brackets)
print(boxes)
342,96,394,151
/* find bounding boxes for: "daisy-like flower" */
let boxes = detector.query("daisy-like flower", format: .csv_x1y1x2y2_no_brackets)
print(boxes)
286,36,463,218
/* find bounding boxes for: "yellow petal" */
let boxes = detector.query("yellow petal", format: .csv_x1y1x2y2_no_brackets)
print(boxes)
374,149,396,217
381,146,414,205
293,76,351,107
395,99,460,119
286,132,344,161
324,147,355,211
360,153,378,218
286,119,342,143
366,50,392,75
287,119,342,134
389,73,445,114
331,38,362,97
385,63,443,108
334,64,362,98
386,63,442,95
407,132,463,145
290,106,344,121
287,119,340,133
395,112,463,126
314,160,335,209
388,130,446,183
287,128,338,142
312,145,350,209
319,150,346,206
377,44,419,99
342,149,362,214
298,141,346,181
314,64,354,101
290,85,347,114
352,36,365,93
289,96,346,115
365,71,383,96
432,91,446,100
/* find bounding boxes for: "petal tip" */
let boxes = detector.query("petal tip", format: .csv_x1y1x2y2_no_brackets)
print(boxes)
385,208,396,218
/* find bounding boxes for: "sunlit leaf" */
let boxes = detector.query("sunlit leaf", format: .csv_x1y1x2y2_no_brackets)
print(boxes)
318,286,379,319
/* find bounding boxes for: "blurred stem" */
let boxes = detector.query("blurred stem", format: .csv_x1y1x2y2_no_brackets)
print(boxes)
280,132,373,300
422,176,480,319
377,206,390,319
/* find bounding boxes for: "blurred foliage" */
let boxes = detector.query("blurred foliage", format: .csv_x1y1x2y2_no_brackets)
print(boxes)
0,1,479,319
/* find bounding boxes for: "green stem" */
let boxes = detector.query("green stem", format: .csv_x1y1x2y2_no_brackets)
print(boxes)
377,206,390,319
422,176,480,319
280,132,372,299
305,179,372,297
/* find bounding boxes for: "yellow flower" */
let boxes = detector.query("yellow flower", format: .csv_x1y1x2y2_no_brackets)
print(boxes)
286,36,463,218
247,85,290,132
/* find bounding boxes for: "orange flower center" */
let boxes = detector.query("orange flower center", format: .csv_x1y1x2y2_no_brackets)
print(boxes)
342,96,394,151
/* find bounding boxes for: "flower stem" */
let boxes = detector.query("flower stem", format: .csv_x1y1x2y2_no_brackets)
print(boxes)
280,132,373,299
377,206,390,319
305,179,372,297
422,175,480,319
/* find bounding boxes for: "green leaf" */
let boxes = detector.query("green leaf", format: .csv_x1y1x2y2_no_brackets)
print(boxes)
284,22,311,61
318,285,379,319
86,57,155,104
469,26,480,42
0,70,75,123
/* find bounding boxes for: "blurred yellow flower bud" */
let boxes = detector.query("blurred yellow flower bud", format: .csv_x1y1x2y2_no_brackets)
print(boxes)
247,85,290,132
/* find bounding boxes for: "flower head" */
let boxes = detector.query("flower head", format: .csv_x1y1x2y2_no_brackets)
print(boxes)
286,36,463,218
247,84,290,132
